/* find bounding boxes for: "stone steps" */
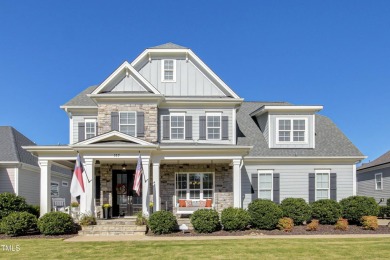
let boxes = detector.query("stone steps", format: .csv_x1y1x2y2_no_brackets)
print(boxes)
79,218,146,236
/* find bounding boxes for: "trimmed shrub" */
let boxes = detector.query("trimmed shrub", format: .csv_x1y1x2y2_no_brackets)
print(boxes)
334,218,348,231
0,211,37,236
311,199,341,224
221,207,250,231
277,217,294,232
79,214,97,226
27,205,40,219
148,211,177,234
38,212,75,235
248,199,283,230
191,209,220,233
0,192,29,219
378,206,390,218
280,198,311,225
306,219,319,231
387,198,390,207
340,196,379,224
361,216,378,230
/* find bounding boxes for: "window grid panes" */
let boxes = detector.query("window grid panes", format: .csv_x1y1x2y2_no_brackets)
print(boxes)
207,115,221,140
278,119,306,142
171,115,185,140
258,173,272,200
164,60,174,81
175,173,214,202
316,173,329,200
85,120,96,139
51,182,59,197
176,174,187,200
375,173,382,190
119,112,136,136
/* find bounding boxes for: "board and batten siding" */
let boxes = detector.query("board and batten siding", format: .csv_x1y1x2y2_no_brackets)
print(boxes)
18,168,40,205
138,59,225,96
0,167,16,193
159,108,233,144
241,163,354,209
357,167,390,205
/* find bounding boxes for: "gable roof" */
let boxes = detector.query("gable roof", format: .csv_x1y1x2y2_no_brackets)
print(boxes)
149,42,188,49
74,131,156,146
237,102,364,158
358,150,390,170
0,126,38,166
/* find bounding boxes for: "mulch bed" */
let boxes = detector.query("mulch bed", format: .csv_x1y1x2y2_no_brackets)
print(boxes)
147,225,390,237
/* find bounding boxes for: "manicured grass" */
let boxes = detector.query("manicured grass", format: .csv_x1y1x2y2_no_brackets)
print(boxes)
0,237,389,259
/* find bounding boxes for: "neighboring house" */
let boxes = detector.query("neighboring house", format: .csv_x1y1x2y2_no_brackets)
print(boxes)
0,126,72,206
24,43,364,217
357,150,390,205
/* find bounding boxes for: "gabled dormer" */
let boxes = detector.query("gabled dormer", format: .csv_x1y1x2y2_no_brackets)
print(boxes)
250,105,323,149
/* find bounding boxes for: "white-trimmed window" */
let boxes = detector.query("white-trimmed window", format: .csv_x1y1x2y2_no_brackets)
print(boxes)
51,181,60,197
207,113,221,140
119,112,136,136
277,118,307,143
170,113,185,140
375,173,383,190
257,170,273,200
175,173,214,201
162,59,176,82
85,119,97,139
316,171,330,200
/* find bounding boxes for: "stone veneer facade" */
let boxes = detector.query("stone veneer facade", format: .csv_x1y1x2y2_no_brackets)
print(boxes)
97,103,158,143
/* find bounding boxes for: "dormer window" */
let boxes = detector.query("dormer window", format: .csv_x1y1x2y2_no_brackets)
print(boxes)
277,118,307,143
162,60,176,82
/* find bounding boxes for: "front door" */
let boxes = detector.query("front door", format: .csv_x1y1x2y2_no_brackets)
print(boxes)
112,170,141,217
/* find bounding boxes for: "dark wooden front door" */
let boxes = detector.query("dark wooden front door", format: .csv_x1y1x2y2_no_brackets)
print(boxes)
112,170,135,217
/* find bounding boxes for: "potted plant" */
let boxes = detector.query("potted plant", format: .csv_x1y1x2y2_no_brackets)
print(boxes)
70,201,80,219
149,201,154,214
103,204,111,219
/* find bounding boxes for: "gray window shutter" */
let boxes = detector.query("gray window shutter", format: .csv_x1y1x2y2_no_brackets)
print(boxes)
199,116,206,140
222,116,229,140
185,116,192,140
137,112,145,137
78,122,85,142
309,173,315,203
251,174,258,201
95,122,98,136
330,173,337,201
111,112,119,131
162,116,170,140
273,173,280,204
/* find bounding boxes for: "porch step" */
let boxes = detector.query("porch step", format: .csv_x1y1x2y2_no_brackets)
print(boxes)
96,219,136,226
177,218,193,230
79,218,146,236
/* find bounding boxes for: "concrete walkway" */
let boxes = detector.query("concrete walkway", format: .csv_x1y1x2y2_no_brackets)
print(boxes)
64,233,390,242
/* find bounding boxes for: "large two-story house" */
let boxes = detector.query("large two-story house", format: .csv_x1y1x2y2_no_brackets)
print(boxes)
25,43,365,217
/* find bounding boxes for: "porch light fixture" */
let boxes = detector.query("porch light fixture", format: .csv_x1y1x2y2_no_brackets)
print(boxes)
122,162,127,171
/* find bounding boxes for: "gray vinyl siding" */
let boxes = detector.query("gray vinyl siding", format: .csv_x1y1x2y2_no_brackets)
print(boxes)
72,115,97,144
269,114,315,148
18,168,40,205
138,59,226,96
357,167,390,205
51,174,72,206
0,167,16,193
241,163,354,209
255,113,269,145
159,108,233,143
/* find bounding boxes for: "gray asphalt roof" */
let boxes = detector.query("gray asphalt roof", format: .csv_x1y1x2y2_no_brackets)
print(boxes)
62,85,98,107
358,150,390,170
237,102,364,157
149,42,188,49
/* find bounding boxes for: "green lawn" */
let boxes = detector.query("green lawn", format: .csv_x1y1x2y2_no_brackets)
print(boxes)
0,237,389,259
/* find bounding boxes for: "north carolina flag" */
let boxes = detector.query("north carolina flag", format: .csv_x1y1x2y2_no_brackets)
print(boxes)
70,153,85,197
133,154,143,196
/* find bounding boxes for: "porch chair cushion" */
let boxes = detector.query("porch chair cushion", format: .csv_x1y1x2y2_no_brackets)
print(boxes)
205,199,212,208
185,200,193,207
178,199,186,207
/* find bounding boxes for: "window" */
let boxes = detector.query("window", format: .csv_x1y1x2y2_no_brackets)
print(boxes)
51,181,59,197
207,113,221,140
162,59,176,82
85,119,96,139
277,118,307,143
375,173,383,190
316,171,329,200
170,113,185,140
119,112,136,136
175,173,214,201
257,171,273,200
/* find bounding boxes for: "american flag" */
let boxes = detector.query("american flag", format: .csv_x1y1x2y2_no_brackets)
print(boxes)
70,153,85,197
133,154,143,196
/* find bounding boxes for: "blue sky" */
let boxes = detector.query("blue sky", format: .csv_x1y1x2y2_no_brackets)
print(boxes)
0,1,389,163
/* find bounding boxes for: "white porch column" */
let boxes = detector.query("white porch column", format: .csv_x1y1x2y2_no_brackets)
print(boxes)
233,159,241,208
39,160,51,217
152,162,160,212
81,158,95,215
142,157,150,216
